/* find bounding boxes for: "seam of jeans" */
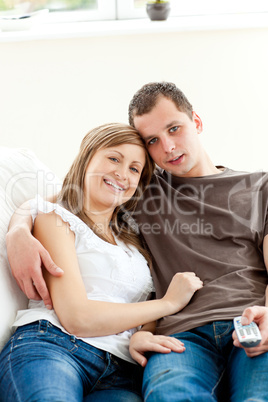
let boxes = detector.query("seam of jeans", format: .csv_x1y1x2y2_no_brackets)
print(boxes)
88,352,111,393
9,337,23,402
211,367,226,398
95,353,125,391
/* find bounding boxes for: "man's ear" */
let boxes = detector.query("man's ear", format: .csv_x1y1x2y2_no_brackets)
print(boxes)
192,111,203,134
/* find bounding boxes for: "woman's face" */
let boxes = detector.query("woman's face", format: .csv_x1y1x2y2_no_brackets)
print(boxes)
83,143,146,215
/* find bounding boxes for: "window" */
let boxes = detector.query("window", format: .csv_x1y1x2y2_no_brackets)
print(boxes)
117,0,147,19
33,0,98,13
117,0,268,20
0,0,115,21
170,0,268,16
1,0,268,22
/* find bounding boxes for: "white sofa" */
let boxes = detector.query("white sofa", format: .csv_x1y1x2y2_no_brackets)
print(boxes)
0,147,61,352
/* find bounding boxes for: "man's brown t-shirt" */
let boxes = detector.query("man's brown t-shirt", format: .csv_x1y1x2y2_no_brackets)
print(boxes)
135,168,268,335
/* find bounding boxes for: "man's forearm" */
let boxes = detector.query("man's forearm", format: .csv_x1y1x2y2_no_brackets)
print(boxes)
8,200,33,233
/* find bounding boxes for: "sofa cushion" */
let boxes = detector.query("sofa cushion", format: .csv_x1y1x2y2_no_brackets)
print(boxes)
0,147,61,351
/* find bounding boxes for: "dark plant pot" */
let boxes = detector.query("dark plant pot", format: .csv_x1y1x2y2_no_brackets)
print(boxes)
146,2,171,21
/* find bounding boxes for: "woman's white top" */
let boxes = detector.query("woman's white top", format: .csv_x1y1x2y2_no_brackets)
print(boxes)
13,196,154,364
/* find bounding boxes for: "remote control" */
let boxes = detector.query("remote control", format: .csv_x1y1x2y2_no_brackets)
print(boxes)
233,316,262,348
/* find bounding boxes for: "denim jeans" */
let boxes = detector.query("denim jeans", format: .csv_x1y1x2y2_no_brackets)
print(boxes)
143,320,268,402
0,320,143,402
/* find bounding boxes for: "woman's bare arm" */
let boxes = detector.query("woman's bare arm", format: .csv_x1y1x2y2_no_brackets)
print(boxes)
34,211,203,338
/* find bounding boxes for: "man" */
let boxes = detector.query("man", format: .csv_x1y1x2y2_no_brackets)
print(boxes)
126,82,268,401
6,82,268,401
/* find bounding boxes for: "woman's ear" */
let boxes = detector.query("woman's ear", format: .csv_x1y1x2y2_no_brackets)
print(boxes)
192,111,203,134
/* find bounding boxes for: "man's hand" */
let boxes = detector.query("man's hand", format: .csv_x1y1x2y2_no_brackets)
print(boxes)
232,306,268,357
129,330,185,367
6,226,63,309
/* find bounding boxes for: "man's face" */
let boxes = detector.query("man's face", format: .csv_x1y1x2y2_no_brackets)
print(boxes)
133,97,204,178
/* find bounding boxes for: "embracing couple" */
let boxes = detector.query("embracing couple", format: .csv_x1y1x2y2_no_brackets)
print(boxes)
1,82,268,401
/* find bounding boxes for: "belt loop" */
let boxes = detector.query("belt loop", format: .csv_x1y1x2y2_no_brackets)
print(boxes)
38,320,49,333
70,335,76,343
106,352,112,364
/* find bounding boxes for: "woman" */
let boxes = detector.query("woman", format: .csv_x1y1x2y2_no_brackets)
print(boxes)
0,123,203,401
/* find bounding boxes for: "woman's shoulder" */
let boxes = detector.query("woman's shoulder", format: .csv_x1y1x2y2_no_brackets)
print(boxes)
31,196,112,252
31,195,88,237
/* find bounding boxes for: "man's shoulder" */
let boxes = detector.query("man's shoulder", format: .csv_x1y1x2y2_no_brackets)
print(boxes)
224,167,268,180
147,167,268,191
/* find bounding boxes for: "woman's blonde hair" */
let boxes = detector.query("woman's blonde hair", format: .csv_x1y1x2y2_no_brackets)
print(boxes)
58,123,155,263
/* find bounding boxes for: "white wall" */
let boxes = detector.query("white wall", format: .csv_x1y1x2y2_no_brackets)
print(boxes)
1,27,268,178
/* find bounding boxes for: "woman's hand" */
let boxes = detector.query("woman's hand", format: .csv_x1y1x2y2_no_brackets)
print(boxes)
129,330,185,366
162,272,203,315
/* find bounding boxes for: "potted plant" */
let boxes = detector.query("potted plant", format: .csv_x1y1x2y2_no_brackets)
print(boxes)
146,0,171,21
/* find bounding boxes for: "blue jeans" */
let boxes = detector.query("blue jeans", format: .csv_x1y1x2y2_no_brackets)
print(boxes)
0,320,142,402
143,321,268,401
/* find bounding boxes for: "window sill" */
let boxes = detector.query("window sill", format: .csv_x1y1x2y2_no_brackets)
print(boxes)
0,12,268,43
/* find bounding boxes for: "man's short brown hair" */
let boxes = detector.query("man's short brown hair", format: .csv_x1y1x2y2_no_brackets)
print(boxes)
128,82,193,127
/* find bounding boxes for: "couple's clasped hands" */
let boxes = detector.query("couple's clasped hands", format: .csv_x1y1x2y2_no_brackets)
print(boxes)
130,272,203,367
